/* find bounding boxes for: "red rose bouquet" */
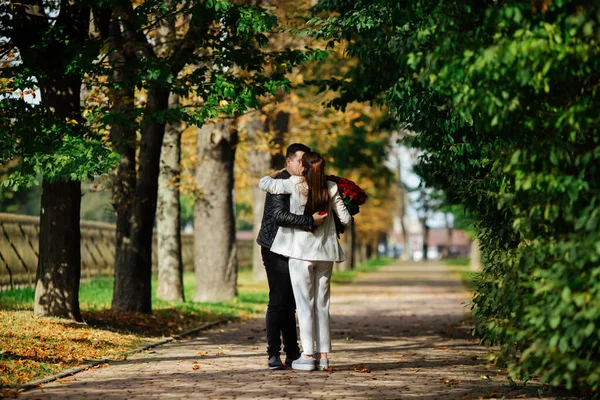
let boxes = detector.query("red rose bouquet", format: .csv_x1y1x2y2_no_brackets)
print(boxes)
327,175,367,215
327,175,367,236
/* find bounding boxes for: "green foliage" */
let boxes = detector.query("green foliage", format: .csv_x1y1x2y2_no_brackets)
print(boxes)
0,92,119,189
312,0,600,391
1,0,319,189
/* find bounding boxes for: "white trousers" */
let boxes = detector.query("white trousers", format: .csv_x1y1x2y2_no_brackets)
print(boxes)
288,258,333,354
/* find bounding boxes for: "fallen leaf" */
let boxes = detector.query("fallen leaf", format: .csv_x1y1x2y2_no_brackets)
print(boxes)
440,378,461,387
353,364,371,373
370,386,377,390
434,346,449,351
192,365,200,370
196,351,208,355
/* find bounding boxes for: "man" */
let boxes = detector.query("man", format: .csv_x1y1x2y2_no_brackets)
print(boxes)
256,143,326,370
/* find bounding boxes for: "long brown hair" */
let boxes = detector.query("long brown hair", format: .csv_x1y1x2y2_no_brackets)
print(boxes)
302,152,330,216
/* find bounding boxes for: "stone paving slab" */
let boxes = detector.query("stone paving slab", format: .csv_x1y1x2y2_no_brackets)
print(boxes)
17,262,579,399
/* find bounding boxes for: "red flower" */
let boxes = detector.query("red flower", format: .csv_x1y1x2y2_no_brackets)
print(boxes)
327,175,367,216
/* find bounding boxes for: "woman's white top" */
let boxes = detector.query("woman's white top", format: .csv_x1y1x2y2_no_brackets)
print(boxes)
259,175,353,262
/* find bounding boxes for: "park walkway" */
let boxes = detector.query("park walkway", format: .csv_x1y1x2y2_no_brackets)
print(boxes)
18,262,576,399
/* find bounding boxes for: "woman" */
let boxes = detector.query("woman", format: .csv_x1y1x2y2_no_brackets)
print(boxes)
259,151,352,371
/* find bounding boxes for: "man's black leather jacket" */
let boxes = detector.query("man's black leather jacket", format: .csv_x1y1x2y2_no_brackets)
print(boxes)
256,170,313,249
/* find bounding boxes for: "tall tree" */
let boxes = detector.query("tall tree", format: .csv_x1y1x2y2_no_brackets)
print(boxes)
194,120,238,302
242,109,287,281
102,0,313,310
156,6,185,302
243,111,271,281
157,93,185,301
1,0,115,320
105,4,140,312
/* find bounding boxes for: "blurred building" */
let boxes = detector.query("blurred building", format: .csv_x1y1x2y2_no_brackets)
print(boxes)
386,220,471,261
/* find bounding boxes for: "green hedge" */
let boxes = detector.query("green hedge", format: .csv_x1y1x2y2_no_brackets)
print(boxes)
312,0,600,391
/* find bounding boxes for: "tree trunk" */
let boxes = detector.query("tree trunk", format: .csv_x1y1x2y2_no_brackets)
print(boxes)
338,230,352,271
252,186,267,279
445,212,453,258
244,111,271,281
108,16,139,311
157,93,184,301
350,223,357,269
360,243,368,265
396,171,411,261
422,219,430,262
194,120,238,302
112,84,170,312
399,215,411,261
33,72,84,320
34,180,82,321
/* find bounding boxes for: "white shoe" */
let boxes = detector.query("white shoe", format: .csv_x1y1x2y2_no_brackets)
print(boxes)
317,358,329,370
291,353,316,371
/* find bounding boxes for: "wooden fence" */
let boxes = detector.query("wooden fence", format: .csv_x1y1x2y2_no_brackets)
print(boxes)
0,213,252,289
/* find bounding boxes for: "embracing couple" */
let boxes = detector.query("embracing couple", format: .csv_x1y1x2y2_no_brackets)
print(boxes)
256,143,353,372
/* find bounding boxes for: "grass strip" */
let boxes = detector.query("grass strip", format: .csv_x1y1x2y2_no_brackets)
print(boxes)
443,257,477,290
331,257,394,285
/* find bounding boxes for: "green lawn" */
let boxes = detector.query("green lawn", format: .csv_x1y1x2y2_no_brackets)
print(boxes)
443,257,477,290
1,259,392,314
0,269,269,318
331,257,393,284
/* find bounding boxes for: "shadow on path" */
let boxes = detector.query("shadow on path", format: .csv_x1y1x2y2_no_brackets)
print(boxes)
16,262,581,400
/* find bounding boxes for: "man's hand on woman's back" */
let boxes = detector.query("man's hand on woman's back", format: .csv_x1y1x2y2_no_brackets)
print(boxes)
312,212,327,227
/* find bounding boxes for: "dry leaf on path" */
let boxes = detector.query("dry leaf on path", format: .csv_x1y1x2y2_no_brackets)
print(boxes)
353,364,371,373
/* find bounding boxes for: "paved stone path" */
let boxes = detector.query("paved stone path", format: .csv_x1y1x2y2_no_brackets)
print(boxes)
18,262,577,399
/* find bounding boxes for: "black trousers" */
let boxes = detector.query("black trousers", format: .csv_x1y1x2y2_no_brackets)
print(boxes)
261,246,300,359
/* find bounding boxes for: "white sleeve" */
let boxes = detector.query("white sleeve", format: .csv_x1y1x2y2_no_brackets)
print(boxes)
258,176,296,195
331,183,352,226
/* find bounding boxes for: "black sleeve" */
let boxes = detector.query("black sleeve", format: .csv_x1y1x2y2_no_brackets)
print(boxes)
272,193,314,231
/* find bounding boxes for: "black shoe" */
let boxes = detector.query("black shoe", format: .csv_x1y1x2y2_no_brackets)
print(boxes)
268,355,285,370
284,354,300,368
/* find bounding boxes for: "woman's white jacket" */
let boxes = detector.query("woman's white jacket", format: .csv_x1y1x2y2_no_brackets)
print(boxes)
259,175,352,262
